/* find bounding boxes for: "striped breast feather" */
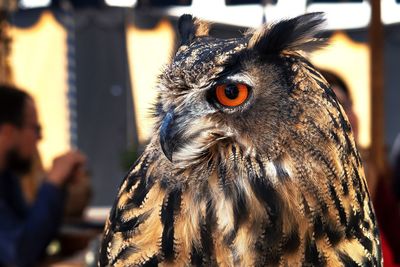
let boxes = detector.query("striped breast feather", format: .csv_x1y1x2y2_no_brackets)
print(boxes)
98,149,170,266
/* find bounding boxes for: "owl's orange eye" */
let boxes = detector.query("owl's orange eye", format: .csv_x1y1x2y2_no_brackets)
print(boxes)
215,83,249,107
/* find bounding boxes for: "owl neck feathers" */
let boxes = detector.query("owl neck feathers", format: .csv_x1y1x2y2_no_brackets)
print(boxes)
155,142,313,265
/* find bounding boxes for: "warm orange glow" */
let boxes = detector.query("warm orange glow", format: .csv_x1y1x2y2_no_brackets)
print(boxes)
126,20,175,143
311,31,371,148
9,11,70,168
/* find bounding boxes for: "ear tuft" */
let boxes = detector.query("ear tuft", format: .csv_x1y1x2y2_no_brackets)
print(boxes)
178,14,195,45
248,12,326,54
178,14,210,46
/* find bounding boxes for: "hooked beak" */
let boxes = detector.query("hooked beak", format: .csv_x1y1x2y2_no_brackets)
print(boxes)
159,108,180,162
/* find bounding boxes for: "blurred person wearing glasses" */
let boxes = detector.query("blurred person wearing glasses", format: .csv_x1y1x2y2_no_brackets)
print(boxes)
0,85,86,267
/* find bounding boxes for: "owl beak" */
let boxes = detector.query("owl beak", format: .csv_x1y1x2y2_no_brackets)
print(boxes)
159,108,178,162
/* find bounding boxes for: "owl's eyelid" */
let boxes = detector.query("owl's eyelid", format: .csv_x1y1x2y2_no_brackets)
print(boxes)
217,73,253,88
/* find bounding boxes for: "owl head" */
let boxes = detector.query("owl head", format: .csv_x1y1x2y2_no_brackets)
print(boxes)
154,13,330,168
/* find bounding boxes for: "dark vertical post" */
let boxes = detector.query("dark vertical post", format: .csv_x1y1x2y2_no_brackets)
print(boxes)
369,0,385,173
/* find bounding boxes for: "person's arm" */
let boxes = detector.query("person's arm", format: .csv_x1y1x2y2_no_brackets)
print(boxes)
0,199,22,265
18,181,65,266
0,151,86,267
0,181,65,267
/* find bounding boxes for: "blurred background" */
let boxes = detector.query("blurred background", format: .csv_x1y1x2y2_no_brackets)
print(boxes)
0,0,399,265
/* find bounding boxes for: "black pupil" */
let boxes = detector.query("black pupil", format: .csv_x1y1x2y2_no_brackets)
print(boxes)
224,84,239,99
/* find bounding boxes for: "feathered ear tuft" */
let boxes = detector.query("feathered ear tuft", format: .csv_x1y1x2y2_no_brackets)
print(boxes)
178,14,211,46
248,12,326,54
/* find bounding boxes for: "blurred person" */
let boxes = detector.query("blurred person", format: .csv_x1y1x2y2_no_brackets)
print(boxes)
0,84,86,267
321,70,400,266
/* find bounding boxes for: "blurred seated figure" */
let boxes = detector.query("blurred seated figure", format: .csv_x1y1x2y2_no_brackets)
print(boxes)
0,84,86,267
320,70,400,266
18,146,91,219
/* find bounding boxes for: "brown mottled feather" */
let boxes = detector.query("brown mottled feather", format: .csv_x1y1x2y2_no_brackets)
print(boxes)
99,13,382,267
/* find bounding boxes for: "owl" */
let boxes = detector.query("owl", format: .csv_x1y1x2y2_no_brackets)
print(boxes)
99,13,382,266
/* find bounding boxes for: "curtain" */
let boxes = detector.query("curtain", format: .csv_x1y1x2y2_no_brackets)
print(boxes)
126,19,175,143
9,10,70,169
